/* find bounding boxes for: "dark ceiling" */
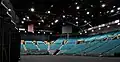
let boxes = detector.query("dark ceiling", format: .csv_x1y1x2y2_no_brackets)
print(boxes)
9,0,120,35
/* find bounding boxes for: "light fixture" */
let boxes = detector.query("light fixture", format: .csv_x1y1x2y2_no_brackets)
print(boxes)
51,5,53,7
91,15,94,17
117,7,120,10
38,32,40,33
50,32,52,34
41,20,44,23
106,11,109,13
75,17,78,20
19,28,25,31
98,28,101,30
84,20,87,23
44,32,46,34
51,22,54,25
110,10,114,13
38,23,41,25
48,11,51,13
87,12,90,14
76,6,80,9
27,16,29,19
76,21,78,24
84,30,87,33
63,23,65,25
30,7,35,12
55,19,59,23
23,18,26,20
113,6,116,8
118,23,120,25
8,9,11,11
25,31,26,33
21,21,24,24
91,5,93,7
80,33,82,35
101,4,106,8
91,30,94,32
63,15,65,18
115,20,119,23
75,2,78,5
107,26,110,28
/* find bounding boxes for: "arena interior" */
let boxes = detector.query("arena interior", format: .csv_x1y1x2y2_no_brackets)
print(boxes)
1,0,120,62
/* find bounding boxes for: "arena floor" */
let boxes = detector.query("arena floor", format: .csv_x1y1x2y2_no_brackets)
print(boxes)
20,55,120,62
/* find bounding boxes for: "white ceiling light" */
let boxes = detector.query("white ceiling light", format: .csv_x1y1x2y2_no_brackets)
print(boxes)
80,32,82,35
92,30,94,32
76,21,78,24
41,20,44,23
84,31,87,33
117,7,120,10
50,32,52,34
113,6,116,8
101,4,106,8
23,18,26,20
118,23,120,25
110,10,114,13
21,21,24,24
51,22,54,25
76,6,80,9
91,5,93,7
30,8,35,12
107,26,110,28
98,28,101,30
25,31,26,33
115,20,119,23
38,32,40,33
19,28,25,31
87,12,90,14
48,11,51,13
75,2,78,5
63,23,65,25
51,5,53,7
55,19,59,23
48,25,50,27
75,17,78,20
44,32,46,34
84,20,87,23
8,9,11,11
38,23,41,25
91,15,94,17
106,11,109,13
27,16,29,19
63,15,65,18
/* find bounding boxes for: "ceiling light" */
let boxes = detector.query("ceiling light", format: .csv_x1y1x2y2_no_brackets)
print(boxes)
91,5,93,7
38,23,41,25
63,15,65,18
25,31,26,33
51,22,54,25
21,21,24,24
117,7,120,10
76,21,78,24
92,30,94,32
101,24,105,27
19,28,25,31
30,8,35,12
76,6,80,9
110,10,114,13
106,11,109,13
107,26,110,28
101,4,106,8
51,5,53,7
75,17,78,20
41,20,44,23
113,6,116,8
87,12,90,14
48,25,50,27
27,16,29,19
8,9,11,11
50,32,52,34
100,0,103,3
38,32,40,33
84,20,87,23
80,33,82,35
75,2,78,5
91,15,94,17
118,23,120,25
84,31,87,33
63,23,65,25
55,19,59,23
98,28,101,30
115,20,119,23
48,11,51,13
44,32,46,34
23,18,26,20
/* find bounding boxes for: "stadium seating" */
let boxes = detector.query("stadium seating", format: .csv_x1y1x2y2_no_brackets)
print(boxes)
20,31,120,56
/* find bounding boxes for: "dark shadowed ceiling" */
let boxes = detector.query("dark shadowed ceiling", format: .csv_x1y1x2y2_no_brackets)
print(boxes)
9,0,120,35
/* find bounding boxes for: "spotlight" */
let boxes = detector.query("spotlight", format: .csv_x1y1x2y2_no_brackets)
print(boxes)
118,23,120,25
21,21,24,24
98,28,101,30
87,12,90,14
101,4,106,8
51,22,54,25
8,9,11,11
30,8,35,12
75,17,78,20
50,32,52,34
107,26,110,28
55,19,59,23
38,32,40,33
23,18,26,20
84,20,87,23
76,21,78,24
92,30,94,32
75,2,78,5
113,6,116,8
51,5,53,7
27,16,29,19
80,33,82,35
91,5,93,7
117,7,120,10
48,11,51,13
110,10,114,13
41,20,44,23
44,32,46,34
115,20,119,23
63,15,65,18
38,23,41,25
76,6,80,9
